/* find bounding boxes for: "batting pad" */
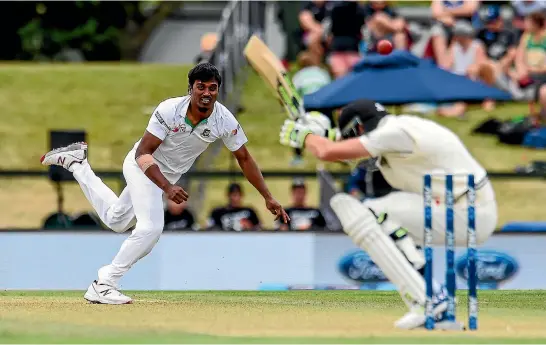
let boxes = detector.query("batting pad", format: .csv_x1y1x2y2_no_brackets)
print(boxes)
330,193,426,306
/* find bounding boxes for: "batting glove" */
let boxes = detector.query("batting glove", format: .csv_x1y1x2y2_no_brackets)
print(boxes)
279,119,312,148
298,115,340,141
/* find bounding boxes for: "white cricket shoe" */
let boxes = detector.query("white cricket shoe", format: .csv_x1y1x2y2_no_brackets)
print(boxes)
40,142,87,171
394,300,466,331
83,280,133,305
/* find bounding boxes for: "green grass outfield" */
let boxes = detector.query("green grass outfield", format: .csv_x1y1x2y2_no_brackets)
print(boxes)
0,63,545,228
1,290,545,343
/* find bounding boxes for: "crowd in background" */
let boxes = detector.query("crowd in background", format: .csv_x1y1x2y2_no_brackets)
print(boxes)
44,179,329,232
279,1,546,119
279,0,546,181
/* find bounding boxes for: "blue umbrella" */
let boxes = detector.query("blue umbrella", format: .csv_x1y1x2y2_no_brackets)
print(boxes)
303,50,512,110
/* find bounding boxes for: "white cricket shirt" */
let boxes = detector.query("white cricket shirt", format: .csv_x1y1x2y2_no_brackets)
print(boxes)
358,115,488,200
133,96,247,179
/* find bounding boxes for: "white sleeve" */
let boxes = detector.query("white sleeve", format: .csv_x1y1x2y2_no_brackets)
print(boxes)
358,125,415,157
221,114,248,152
146,101,176,141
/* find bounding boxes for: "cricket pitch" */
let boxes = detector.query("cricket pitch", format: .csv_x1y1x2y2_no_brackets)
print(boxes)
1,290,545,343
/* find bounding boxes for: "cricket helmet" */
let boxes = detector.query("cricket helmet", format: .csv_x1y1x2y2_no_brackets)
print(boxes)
337,99,389,139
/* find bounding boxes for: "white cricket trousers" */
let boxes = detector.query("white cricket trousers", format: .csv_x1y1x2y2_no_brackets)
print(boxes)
72,149,169,288
363,182,498,247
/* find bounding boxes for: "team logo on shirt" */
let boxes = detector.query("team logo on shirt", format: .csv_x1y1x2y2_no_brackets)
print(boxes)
172,124,186,133
202,128,211,137
231,124,240,136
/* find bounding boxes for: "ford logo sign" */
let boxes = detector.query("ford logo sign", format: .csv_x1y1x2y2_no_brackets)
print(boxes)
455,250,519,283
338,250,388,283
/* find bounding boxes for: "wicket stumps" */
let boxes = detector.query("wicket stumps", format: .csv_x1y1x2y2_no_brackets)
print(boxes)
423,173,478,331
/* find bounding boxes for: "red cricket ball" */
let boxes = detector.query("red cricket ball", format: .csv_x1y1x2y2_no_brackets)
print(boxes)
377,40,393,55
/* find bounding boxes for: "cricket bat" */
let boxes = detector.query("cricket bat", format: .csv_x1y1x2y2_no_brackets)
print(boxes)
243,35,305,120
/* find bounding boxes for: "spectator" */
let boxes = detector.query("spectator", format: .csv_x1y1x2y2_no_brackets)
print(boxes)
476,5,521,103
277,1,303,64
293,50,332,95
438,21,492,117
207,183,261,231
164,199,198,231
346,159,394,200
515,12,546,90
291,50,333,166
193,33,217,64
515,11,546,123
326,0,366,78
511,0,546,41
430,0,481,68
362,0,408,51
275,179,326,231
298,0,333,61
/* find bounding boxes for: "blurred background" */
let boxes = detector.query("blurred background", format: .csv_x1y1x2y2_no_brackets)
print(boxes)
1,0,546,291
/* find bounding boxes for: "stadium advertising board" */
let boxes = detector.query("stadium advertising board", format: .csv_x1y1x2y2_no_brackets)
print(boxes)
0,231,543,290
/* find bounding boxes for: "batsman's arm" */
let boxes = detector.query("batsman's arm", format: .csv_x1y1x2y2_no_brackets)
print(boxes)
304,134,371,162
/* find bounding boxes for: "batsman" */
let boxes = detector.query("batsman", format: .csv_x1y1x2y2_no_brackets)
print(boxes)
279,99,498,329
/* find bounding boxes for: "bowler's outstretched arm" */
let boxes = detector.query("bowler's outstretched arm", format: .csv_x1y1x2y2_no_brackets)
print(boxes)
232,144,290,223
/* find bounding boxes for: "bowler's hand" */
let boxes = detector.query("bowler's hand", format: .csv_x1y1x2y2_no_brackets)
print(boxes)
265,197,290,223
164,184,189,203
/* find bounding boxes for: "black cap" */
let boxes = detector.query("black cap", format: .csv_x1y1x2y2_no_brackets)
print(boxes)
227,182,242,194
338,99,389,138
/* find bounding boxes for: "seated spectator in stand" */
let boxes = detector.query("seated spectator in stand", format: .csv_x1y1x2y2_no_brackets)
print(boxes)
193,33,218,64
346,159,394,200
164,199,198,231
293,50,332,95
476,5,520,104
515,12,546,91
363,0,408,51
438,21,493,117
298,0,332,61
207,183,261,231
430,0,481,68
275,179,326,231
511,0,546,41
515,12,546,123
326,0,366,78
291,50,333,166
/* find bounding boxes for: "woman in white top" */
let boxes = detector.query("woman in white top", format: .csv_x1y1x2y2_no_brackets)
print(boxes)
438,21,494,117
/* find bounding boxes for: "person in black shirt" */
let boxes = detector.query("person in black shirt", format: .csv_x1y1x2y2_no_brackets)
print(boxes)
476,5,520,104
477,6,517,65
207,182,261,231
362,0,408,52
327,0,366,78
298,1,333,60
164,199,198,231
276,179,326,231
